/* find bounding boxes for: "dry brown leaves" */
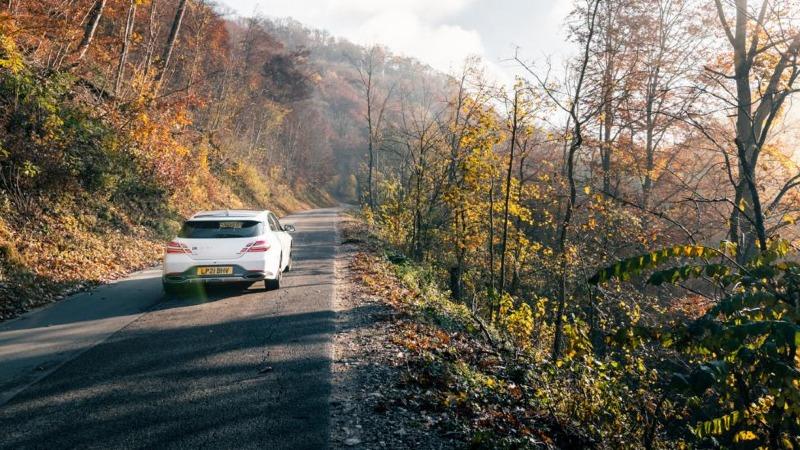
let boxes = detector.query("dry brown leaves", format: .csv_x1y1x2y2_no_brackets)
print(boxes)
0,202,162,321
345,242,562,449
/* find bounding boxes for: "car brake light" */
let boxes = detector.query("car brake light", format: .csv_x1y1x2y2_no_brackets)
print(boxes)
240,240,270,253
166,241,192,254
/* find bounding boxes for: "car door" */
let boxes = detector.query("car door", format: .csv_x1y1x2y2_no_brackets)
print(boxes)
269,214,291,267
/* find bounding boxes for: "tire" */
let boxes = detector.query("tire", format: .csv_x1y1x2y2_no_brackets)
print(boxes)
265,257,282,290
284,250,293,272
163,282,181,296
265,276,280,291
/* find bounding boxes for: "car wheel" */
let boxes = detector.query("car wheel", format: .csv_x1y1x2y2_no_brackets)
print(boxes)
163,283,181,296
265,275,280,291
265,258,282,290
285,251,293,272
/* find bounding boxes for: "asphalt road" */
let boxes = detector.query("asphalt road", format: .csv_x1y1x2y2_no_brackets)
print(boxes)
0,208,341,449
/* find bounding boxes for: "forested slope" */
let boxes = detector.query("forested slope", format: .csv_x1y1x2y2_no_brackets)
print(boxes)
0,2,440,319
2,0,800,447
333,0,800,448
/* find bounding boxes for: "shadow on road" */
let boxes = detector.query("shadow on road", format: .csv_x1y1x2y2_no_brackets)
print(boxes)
0,299,377,449
0,207,350,449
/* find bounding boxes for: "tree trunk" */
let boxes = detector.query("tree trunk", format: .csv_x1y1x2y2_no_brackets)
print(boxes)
601,105,613,194
499,89,519,294
414,147,424,259
488,177,496,299
449,265,463,302
552,133,581,360
450,209,467,302
114,0,137,96
154,0,189,91
367,136,375,210
601,16,615,195
552,0,600,361
143,0,159,77
641,80,656,210
74,0,107,63
509,152,527,296
727,0,768,261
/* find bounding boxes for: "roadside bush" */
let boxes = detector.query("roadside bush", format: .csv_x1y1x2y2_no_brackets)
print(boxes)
592,240,800,448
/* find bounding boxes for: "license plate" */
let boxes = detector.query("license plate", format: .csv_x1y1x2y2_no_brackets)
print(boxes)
197,266,234,276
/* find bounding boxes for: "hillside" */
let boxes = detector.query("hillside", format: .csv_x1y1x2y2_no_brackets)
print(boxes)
1,1,800,448
0,3,444,319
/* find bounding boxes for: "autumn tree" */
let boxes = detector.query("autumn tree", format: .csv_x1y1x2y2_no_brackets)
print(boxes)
389,74,448,259
518,0,602,359
441,60,497,300
113,0,137,96
498,80,535,295
710,0,800,261
154,0,188,92
350,45,395,211
586,0,635,195
74,0,107,64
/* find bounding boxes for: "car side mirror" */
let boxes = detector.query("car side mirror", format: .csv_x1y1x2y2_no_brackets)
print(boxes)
282,225,296,232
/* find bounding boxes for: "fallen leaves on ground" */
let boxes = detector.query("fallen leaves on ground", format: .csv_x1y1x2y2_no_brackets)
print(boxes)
339,219,593,449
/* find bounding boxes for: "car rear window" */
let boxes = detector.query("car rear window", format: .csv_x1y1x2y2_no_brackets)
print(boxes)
178,220,263,239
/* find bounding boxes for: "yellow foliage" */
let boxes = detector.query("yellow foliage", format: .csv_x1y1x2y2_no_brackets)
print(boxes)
228,161,271,205
376,179,415,248
732,430,757,442
0,15,23,74
497,294,534,348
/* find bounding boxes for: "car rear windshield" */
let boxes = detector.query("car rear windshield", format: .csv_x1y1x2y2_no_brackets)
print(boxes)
178,220,263,239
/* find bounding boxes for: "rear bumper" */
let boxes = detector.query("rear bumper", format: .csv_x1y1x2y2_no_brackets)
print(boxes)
163,250,281,285
163,265,277,285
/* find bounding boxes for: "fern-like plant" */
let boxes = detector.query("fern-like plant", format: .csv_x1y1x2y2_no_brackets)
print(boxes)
590,240,799,448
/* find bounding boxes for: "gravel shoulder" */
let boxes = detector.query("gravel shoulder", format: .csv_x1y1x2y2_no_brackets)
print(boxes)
329,218,457,450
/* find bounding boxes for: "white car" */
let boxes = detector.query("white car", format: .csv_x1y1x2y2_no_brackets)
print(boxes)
162,210,294,293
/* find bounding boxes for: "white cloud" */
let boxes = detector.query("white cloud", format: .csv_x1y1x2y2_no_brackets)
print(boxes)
216,0,570,85
548,0,575,21
219,0,487,74
350,11,484,73
328,0,475,20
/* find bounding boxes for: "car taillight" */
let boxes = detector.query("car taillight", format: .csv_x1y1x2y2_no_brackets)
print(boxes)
166,241,192,254
240,240,270,253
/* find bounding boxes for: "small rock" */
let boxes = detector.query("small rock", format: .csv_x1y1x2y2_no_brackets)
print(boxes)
344,437,361,446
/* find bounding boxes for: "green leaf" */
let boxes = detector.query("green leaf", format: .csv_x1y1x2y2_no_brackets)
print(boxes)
648,263,731,286
706,291,776,317
693,410,741,437
589,245,717,285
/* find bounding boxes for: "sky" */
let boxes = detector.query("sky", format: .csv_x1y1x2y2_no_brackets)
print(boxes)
215,0,575,84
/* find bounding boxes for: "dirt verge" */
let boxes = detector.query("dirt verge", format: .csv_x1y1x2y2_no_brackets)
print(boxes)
329,218,459,449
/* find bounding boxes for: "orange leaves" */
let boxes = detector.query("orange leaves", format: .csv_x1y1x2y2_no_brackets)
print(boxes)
173,108,192,128
350,252,416,307
15,204,160,284
392,324,451,353
121,104,207,206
